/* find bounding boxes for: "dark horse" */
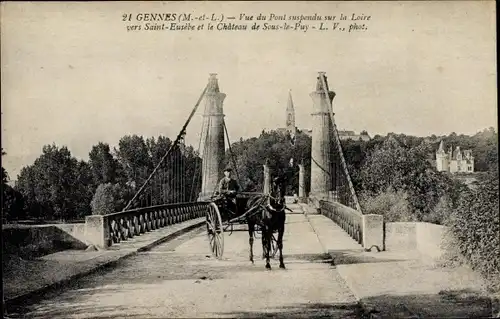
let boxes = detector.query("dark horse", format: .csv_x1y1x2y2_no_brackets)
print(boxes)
245,175,288,270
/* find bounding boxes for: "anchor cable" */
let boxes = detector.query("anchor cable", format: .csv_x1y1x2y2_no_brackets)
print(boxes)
123,84,209,211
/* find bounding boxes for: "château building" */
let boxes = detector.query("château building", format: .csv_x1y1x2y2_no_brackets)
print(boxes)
435,140,474,173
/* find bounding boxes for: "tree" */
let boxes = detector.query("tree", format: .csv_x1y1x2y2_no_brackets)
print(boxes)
114,135,153,186
2,148,9,185
2,183,26,221
224,130,311,195
146,136,173,167
2,148,8,184
359,137,460,221
89,142,119,186
360,136,408,194
15,144,86,220
340,139,367,193
72,160,94,219
91,183,115,215
447,170,499,290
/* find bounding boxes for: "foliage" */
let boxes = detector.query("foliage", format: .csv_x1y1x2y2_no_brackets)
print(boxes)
442,127,498,171
340,139,368,193
6,127,497,222
424,195,453,225
446,171,500,291
73,160,95,218
360,188,413,222
91,183,116,215
226,130,311,195
2,166,8,185
114,135,153,185
89,142,119,186
358,136,469,223
2,184,26,220
113,135,202,205
15,145,91,221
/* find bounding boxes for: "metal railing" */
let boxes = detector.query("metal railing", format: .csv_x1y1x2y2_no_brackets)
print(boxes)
91,202,209,247
319,200,363,245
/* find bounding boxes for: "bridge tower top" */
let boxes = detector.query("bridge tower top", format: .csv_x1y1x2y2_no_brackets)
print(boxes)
207,73,221,93
315,71,332,92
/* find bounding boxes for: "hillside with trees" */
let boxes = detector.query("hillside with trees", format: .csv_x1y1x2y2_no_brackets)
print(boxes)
3,135,202,222
2,127,497,291
1,128,497,223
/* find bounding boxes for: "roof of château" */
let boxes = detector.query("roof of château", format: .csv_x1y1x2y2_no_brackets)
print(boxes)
437,140,445,153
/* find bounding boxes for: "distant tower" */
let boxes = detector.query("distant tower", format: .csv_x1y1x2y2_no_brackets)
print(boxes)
286,90,296,134
435,140,449,172
198,74,226,200
309,72,335,200
455,146,463,172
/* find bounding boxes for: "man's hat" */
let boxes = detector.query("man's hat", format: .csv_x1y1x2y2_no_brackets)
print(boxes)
224,167,233,172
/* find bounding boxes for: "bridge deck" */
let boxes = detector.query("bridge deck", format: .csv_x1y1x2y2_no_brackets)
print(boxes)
8,208,362,318
6,205,492,318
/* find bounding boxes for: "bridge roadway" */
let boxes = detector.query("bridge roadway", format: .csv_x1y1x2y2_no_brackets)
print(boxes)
11,205,362,318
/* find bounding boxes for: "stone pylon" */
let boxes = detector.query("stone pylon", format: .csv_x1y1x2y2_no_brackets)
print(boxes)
309,72,335,200
263,159,271,194
198,74,226,200
298,162,305,199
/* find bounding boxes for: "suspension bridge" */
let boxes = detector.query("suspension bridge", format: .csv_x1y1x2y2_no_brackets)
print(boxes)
4,72,493,318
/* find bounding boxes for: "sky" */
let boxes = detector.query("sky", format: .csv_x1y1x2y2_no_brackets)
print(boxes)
1,1,497,179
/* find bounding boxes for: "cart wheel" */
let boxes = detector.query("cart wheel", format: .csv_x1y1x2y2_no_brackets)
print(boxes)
206,202,224,259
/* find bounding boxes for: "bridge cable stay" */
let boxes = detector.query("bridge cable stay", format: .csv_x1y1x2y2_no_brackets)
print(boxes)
222,119,242,188
179,136,186,202
122,84,209,211
319,74,362,212
188,101,213,201
134,136,180,207
188,127,204,202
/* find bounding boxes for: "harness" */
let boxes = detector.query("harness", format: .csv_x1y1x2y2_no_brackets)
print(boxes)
228,194,291,225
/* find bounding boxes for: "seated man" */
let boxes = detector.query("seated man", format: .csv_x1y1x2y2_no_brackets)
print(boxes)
217,167,240,215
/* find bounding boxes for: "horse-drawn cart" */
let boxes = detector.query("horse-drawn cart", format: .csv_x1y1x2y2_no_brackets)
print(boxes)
205,192,278,259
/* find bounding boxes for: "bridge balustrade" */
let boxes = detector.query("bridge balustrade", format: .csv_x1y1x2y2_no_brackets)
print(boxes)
318,200,363,245
85,202,209,249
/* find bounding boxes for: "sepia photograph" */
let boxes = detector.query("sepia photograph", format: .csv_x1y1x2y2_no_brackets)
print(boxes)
1,1,498,318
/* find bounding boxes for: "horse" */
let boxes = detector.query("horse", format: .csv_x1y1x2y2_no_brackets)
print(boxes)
245,174,288,270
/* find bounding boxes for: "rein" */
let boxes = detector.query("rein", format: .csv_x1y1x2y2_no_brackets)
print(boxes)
228,193,286,224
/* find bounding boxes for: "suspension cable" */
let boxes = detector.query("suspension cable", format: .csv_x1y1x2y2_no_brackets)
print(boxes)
319,74,362,212
174,145,178,202
123,84,208,211
222,118,241,187
190,128,202,201
180,141,185,202
190,103,213,201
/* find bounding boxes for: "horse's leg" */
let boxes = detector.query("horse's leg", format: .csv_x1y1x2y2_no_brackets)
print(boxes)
262,228,266,260
264,228,272,270
278,222,286,269
248,221,254,264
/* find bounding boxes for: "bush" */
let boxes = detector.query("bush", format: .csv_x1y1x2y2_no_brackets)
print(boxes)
423,195,453,225
437,228,468,269
91,183,115,215
447,172,500,291
360,189,414,222
111,183,134,211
